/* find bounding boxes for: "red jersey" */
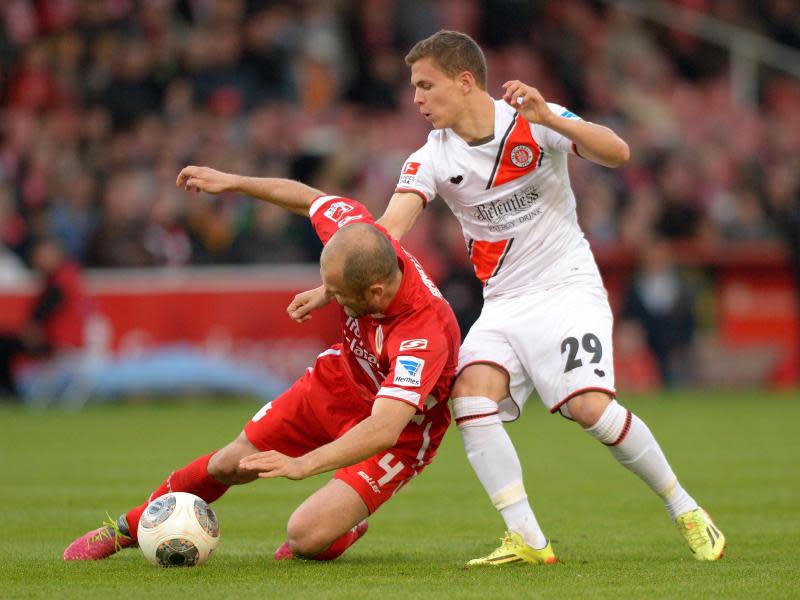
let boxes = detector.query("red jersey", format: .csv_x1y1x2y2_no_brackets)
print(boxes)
309,195,460,429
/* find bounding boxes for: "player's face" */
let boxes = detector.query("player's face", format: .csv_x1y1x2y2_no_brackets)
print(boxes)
410,57,464,129
321,268,373,318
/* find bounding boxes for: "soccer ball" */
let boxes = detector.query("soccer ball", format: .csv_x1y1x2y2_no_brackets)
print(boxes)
137,492,220,567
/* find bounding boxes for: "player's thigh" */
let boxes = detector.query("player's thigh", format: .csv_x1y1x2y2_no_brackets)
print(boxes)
457,301,533,419
243,369,335,455
287,479,369,555
512,284,616,413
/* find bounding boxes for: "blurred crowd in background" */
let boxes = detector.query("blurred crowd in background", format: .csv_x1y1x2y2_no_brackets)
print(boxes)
1,0,799,388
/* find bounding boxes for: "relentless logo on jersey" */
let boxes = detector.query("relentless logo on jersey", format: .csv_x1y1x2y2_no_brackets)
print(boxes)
324,201,353,223
393,356,424,387
473,185,540,226
509,144,534,168
399,339,428,351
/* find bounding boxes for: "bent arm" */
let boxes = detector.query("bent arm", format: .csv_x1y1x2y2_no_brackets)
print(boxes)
542,116,630,168
239,397,417,480
377,192,425,240
294,397,416,476
502,80,630,168
177,165,323,216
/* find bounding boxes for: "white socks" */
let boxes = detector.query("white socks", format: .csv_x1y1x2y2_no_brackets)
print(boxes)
453,396,548,549
585,400,698,519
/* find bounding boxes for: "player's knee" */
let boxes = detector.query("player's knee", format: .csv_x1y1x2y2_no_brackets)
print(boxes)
207,435,259,485
206,451,240,484
452,364,509,401
452,395,502,429
566,391,614,428
286,516,329,557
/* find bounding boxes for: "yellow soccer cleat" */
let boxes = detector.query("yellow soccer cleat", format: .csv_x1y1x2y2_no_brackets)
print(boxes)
466,531,557,567
675,507,726,561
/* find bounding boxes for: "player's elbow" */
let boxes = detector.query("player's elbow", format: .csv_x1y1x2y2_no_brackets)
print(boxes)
372,419,405,450
607,139,630,168
376,215,408,240
376,425,402,450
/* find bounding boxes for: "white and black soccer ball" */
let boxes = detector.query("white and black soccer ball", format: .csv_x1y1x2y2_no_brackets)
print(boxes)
137,492,220,567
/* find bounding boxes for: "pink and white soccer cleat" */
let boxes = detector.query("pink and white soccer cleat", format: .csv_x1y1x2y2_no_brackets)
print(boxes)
63,517,136,561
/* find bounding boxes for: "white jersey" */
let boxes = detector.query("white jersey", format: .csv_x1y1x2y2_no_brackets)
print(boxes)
396,99,602,300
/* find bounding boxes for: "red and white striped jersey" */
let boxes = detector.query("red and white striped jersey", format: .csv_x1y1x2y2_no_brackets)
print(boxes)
396,100,603,300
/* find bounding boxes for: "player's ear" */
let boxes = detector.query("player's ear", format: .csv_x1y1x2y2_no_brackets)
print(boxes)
367,282,385,300
457,70,476,94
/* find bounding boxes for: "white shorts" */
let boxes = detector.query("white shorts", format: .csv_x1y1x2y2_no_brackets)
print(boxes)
458,281,616,421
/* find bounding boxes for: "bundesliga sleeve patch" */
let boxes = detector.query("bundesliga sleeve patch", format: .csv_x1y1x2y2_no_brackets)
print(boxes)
393,356,425,387
324,201,353,222
398,161,421,186
323,200,364,228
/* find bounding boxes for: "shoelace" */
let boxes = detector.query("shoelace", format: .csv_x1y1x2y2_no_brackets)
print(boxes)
483,532,516,557
678,517,708,548
88,513,130,552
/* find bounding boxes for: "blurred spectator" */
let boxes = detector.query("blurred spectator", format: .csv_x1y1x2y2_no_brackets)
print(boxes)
0,0,795,277
230,202,309,264
0,241,26,285
621,238,697,387
613,320,661,392
85,169,155,267
0,238,88,397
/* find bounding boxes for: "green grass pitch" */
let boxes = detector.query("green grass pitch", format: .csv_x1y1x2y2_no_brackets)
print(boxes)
1,390,798,599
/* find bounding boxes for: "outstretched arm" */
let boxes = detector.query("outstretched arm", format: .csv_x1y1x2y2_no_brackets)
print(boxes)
176,165,324,216
238,397,417,479
502,80,630,168
377,191,425,240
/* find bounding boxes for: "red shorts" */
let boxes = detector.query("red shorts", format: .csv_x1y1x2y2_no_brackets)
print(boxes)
244,349,446,514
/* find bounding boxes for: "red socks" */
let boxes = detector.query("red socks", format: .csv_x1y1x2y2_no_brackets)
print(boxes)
125,452,229,541
309,520,368,561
